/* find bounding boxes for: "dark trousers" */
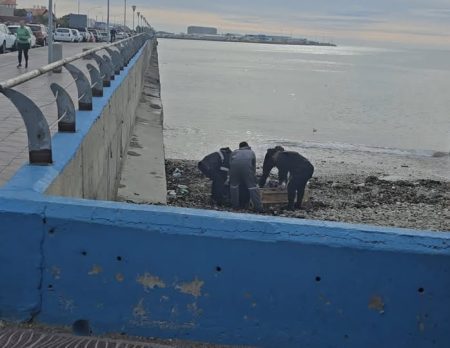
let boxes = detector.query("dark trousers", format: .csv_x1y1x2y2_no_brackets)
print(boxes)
17,43,30,65
198,162,227,205
288,169,314,209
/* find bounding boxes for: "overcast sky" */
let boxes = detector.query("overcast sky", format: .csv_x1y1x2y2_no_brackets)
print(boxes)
19,0,450,47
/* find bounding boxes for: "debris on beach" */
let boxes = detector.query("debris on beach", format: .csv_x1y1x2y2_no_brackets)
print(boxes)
166,159,449,232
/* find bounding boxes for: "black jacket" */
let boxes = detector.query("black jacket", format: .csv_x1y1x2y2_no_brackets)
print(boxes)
199,148,232,175
260,151,314,186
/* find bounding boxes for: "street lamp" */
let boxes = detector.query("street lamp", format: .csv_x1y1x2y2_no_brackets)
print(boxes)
123,0,126,29
132,5,136,32
136,11,140,32
48,0,53,64
106,0,110,42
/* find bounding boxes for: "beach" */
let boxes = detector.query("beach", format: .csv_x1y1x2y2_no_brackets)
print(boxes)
161,156,449,232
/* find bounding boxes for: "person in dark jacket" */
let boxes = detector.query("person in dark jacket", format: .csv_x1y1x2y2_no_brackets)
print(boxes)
259,146,314,210
198,147,232,205
230,142,262,211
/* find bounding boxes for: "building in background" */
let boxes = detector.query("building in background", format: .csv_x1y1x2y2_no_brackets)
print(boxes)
0,0,16,9
0,0,15,16
187,26,217,35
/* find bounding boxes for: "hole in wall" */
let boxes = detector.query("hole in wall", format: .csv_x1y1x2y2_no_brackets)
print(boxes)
315,276,321,282
215,266,222,272
344,334,349,339
48,284,53,289
72,319,91,336
418,287,425,294
48,228,55,235
117,256,123,261
81,251,87,256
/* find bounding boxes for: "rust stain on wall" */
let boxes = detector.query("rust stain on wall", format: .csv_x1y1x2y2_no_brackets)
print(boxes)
115,273,125,282
175,277,204,298
88,265,103,276
368,295,385,314
51,266,61,279
133,298,149,322
136,272,166,291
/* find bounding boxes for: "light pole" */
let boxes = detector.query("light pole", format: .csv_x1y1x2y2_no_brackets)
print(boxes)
48,0,53,64
106,0,110,42
78,0,80,14
136,11,140,32
132,5,136,32
124,0,126,29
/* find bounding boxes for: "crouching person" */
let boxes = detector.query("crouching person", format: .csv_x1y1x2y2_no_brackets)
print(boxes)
259,146,314,210
198,147,232,205
230,142,262,212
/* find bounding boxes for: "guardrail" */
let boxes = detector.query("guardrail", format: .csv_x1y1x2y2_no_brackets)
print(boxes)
0,33,152,165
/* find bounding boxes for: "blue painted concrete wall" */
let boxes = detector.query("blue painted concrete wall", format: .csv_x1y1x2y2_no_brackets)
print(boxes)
0,193,449,347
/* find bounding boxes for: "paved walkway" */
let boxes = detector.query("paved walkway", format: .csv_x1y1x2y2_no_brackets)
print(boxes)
0,328,172,348
0,43,103,187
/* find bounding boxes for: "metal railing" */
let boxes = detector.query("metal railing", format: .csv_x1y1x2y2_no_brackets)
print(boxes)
0,33,152,165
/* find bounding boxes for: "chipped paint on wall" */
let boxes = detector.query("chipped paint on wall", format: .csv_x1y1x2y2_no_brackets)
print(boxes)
88,265,103,276
368,295,385,314
175,277,204,298
136,272,166,291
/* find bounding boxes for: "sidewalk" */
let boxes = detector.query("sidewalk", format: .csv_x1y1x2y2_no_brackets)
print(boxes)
0,43,101,187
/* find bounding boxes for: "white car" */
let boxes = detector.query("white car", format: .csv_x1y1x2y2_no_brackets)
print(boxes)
7,25,36,48
0,23,16,53
71,29,83,42
54,28,76,42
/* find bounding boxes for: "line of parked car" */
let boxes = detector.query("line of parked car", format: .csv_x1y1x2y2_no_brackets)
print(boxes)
0,23,130,53
53,28,129,43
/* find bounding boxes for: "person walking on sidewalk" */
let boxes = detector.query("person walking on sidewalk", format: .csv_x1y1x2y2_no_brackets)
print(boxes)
16,21,31,68
229,142,263,212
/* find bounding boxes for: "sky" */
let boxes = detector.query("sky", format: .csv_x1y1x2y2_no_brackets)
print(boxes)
18,0,450,48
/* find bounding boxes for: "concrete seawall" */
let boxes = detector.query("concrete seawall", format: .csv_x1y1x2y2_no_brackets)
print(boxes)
0,37,449,347
44,41,154,200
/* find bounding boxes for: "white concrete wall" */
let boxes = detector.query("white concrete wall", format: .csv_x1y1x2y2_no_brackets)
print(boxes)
46,40,155,200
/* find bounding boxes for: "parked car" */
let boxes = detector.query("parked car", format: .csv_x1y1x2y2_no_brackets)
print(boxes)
76,27,90,42
54,27,76,42
98,31,109,42
8,25,36,48
115,31,127,40
71,29,83,42
28,24,48,46
88,28,99,42
0,23,16,53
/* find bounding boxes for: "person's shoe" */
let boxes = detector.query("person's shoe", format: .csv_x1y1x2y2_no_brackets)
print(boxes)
17,64,21,68
25,62,28,68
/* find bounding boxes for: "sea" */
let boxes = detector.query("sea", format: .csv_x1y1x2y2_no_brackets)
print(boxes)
158,38,450,163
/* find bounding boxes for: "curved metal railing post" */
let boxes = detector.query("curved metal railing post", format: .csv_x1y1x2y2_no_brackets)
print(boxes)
50,83,76,133
87,63,103,97
0,88,52,164
64,63,93,111
105,47,122,75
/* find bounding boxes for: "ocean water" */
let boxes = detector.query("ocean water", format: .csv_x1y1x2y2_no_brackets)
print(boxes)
158,39,450,160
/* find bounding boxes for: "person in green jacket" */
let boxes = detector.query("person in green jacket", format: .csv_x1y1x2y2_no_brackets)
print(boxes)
16,21,31,68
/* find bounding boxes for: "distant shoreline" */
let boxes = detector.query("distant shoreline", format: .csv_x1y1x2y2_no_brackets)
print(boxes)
157,35,337,47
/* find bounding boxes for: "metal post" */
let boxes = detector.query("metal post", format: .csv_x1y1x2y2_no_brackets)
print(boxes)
132,5,136,32
78,0,80,14
48,0,53,64
107,0,110,42
137,12,140,32
124,0,126,29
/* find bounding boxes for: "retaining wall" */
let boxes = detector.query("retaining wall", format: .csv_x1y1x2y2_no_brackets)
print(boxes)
0,192,449,347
